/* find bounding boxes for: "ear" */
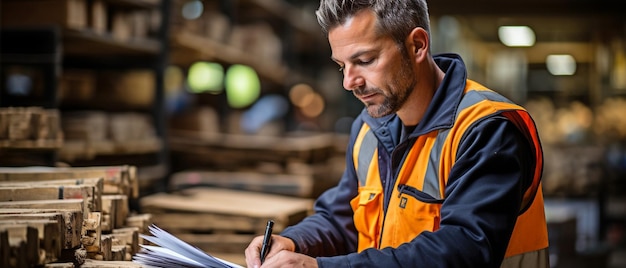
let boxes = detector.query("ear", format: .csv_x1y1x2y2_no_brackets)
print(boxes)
406,27,429,62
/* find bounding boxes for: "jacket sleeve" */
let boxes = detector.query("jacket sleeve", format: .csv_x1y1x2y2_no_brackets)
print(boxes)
315,116,536,268
279,117,364,257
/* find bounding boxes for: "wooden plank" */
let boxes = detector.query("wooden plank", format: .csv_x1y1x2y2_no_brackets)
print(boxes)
124,213,151,236
0,165,138,198
0,184,101,213
169,130,337,165
0,177,104,212
140,188,313,233
112,227,139,255
0,219,62,263
1,224,41,266
0,228,9,267
111,244,128,261
168,170,314,197
58,138,162,161
101,195,128,231
0,209,83,249
81,259,145,268
0,197,87,217
45,263,75,267
99,234,113,261
83,212,102,253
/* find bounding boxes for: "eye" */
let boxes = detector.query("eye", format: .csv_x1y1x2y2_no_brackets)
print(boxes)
338,66,344,73
357,59,373,65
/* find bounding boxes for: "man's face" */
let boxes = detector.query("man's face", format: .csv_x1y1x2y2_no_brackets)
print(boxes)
329,10,416,118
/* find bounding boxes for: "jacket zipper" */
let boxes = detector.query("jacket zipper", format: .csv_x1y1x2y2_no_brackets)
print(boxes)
378,140,411,248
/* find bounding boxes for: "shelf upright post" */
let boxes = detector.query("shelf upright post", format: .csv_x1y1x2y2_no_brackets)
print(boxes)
152,0,173,193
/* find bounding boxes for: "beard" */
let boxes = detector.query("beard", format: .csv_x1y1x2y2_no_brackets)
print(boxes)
355,56,416,118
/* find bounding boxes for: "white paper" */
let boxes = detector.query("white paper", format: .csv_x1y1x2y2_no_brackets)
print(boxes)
133,224,244,268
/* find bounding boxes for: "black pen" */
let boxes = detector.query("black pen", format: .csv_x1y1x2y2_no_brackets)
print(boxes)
260,220,274,263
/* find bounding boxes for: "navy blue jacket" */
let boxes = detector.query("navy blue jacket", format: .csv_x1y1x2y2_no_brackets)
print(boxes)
281,54,534,267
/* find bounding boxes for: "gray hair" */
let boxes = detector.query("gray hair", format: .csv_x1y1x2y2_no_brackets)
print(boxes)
315,0,431,46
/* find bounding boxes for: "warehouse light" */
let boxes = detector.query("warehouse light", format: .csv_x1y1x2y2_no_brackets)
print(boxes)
289,83,325,118
225,64,261,108
546,54,577,76
289,83,314,108
498,26,536,47
300,93,325,118
182,0,203,20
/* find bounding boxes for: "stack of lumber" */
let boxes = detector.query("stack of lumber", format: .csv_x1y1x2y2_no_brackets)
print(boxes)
0,107,63,149
0,165,152,267
59,111,162,162
140,187,314,266
169,130,346,198
170,131,339,167
168,163,339,199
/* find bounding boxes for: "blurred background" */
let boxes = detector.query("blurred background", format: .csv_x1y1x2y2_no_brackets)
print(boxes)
1,0,625,267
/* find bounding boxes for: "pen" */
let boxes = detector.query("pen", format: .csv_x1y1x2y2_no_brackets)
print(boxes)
260,219,274,264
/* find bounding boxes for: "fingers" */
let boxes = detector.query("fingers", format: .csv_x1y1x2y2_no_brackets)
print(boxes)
245,235,298,267
245,235,264,268
260,251,319,268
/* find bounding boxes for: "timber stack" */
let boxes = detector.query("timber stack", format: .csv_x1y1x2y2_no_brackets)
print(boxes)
0,165,152,268
0,107,63,149
168,130,346,199
139,187,314,266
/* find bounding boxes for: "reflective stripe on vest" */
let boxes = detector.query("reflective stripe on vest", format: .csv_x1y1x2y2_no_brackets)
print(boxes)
352,81,549,267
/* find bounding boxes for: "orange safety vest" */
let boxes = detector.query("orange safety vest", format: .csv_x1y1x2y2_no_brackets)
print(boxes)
350,80,549,268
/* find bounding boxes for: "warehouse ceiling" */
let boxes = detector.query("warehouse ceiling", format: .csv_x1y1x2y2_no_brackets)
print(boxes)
288,0,625,45
428,0,624,44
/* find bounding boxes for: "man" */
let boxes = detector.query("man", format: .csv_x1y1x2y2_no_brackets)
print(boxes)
245,0,549,267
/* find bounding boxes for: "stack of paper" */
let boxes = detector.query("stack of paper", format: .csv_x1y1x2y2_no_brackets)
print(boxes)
133,225,244,268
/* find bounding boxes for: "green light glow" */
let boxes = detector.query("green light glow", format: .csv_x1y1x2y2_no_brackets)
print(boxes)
187,62,224,94
225,64,261,108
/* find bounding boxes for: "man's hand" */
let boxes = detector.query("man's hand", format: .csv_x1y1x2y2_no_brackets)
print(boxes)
258,250,318,268
245,234,317,268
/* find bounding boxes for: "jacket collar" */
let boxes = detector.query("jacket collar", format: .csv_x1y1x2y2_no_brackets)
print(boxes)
361,53,467,148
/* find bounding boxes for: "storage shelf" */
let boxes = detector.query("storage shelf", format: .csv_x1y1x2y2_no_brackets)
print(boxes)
63,28,161,57
0,139,63,150
105,0,161,9
170,31,288,85
59,138,164,162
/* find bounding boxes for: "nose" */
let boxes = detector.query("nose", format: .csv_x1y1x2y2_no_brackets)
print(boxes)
342,66,364,91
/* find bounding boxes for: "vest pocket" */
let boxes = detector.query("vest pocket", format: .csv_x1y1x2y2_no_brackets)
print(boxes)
384,184,443,247
350,187,383,251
